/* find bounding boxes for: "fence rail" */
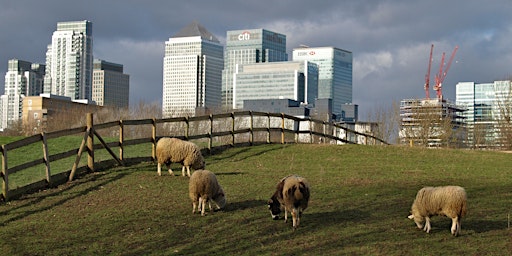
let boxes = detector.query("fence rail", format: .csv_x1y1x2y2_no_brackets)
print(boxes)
0,111,387,201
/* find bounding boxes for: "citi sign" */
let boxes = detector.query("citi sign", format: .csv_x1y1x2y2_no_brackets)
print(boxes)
238,31,251,40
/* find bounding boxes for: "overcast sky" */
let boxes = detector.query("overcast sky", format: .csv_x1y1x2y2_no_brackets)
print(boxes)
1,0,511,120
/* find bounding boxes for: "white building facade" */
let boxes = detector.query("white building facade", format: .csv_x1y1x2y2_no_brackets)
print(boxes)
162,21,224,117
1,59,45,130
292,47,353,116
43,20,93,100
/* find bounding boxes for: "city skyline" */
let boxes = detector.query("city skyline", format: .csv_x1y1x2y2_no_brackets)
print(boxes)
1,0,511,120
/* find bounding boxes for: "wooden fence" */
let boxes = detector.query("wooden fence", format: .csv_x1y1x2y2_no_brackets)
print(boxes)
0,111,387,201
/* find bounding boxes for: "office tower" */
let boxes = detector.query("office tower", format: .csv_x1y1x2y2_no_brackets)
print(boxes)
162,21,224,117
92,59,130,108
293,47,353,115
44,20,93,100
222,29,288,109
1,59,45,130
456,80,512,148
232,61,318,109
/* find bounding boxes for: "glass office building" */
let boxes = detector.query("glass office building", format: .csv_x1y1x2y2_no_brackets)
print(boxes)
456,80,512,148
222,29,288,109
233,61,318,109
162,21,224,117
92,59,130,109
292,47,352,116
44,20,93,100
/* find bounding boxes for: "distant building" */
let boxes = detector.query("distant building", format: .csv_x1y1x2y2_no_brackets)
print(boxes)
233,61,318,109
222,29,288,109
44,20,93,100
162,21,224,117
1,59,45,130
22,94,101,134
456,80,512,149
292,47,353,116
400,98,466,147
243,98,310,118
92,59,129,108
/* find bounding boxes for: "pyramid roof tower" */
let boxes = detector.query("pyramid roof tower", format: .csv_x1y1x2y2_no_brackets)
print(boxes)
171,21,219,42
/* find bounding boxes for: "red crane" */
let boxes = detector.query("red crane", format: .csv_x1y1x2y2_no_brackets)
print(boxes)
424,44,434,99
433,45,459,100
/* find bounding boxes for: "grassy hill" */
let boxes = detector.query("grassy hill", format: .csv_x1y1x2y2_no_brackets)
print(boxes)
0,144,511,255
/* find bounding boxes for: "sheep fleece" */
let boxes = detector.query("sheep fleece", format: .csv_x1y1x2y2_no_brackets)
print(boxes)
156,137,204,176
409,185,467,236
189,170,226,216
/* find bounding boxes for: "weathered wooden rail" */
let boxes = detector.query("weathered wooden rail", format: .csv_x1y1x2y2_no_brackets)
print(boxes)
1,111,387,201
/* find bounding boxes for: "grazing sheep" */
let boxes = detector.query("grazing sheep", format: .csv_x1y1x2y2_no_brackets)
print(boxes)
156,137,205,177
267,175,310,229
189,170,226,216
408,185,467,236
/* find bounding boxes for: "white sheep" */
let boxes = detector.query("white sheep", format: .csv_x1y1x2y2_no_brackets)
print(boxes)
408,185,467,236
156,137,205,177
267,175,310,229
189,169,226,216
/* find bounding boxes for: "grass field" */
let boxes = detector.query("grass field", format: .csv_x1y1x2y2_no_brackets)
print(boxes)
1,143,511,255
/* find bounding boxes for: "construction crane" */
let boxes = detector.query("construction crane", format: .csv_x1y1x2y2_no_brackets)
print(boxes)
424,44,434,99
433,45,459,100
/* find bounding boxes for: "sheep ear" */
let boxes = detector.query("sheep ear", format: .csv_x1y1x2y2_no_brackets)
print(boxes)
408,214,414,219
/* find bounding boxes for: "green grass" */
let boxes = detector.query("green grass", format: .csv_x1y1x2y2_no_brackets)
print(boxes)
1,144,511,255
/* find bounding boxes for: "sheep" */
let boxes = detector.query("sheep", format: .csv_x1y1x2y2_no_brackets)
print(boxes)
408,185,467,236
189,170,226,216
155,137,205,177
267,175,310,229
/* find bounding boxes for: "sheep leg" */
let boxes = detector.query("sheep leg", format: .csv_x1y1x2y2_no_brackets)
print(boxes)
185,166,192,177
451,216,459,236
181,166,186,177
292,209,299,229
424,216,431,233
201,197,207,216
192,199,198,214
284,209,288,223
157,163,162,176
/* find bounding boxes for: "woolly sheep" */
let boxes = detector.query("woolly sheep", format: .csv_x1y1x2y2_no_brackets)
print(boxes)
408,185,467,236
189,170,226,216
156,137,205,177
267,175,310,229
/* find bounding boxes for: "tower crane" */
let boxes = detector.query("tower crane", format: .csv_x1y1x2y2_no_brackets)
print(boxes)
424,44,434,99
433,45,459,100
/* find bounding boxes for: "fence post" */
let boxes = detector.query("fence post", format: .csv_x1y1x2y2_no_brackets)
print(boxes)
87,113,94,172
185,116,189,140
1,145,8,201
152,118,156,161
267,113,271,144
309,118,313,144
281,113,285,144
119,120,124,161
231,112,235,146
209,114,213,153
41,132,51,184
250,111,254,146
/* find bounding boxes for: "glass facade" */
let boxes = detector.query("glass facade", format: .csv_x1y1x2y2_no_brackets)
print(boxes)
456,80,512,148
222,29,288,109
232,61,318,109
292,47,353,115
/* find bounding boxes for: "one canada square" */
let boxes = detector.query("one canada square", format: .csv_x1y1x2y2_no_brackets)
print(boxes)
162,22,223,117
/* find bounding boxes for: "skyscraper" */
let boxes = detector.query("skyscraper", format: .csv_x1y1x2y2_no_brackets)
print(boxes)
92,59,130,108
44,20,93,100
1,59,45,130
162,21,224,117
222,29,288,109
293,47,353,115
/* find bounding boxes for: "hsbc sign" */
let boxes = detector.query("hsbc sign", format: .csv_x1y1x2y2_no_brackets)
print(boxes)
296,51,316,56
238,31,250,40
